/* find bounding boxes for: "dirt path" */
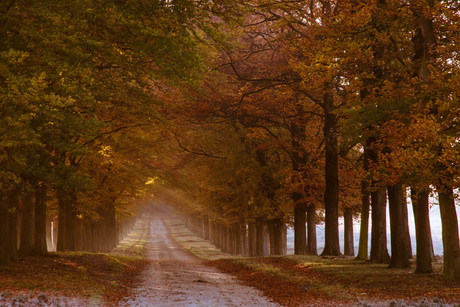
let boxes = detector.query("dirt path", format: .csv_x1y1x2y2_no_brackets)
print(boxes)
119,207,279,307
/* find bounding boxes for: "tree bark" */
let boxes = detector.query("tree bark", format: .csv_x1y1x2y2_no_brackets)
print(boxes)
321,88,341,256
344,207,354,256
370,187,390,263
356,180,370,260
388,183,411,268
269,218,285,256
65,194,76,251
438,187,460,280
367,136,390,263
57,191,77,251
225,225,232,254
57,190,67,251
239,216,247,256
409,0,437,274
8,191,19,261
293,197,307,255
411,187,433,274
255,222,269,256
90,222,99,252
203,215,210,240
233,222,245,256
306,205,317,255
18,192,35,257
290,120,309,255
46,214,54,251
34,185,48,254
210,222,218,248
106,202,117,251
0,194,10,265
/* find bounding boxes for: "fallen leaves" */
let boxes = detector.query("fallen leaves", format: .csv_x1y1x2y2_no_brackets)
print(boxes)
0,252,148,306
206,256,460,306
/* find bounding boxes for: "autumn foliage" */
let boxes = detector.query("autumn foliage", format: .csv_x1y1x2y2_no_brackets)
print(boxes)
1,0,460,283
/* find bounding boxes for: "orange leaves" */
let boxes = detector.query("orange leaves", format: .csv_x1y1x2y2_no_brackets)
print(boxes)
364,109,460,188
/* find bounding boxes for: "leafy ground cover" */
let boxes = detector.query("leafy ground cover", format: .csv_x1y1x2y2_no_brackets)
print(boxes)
0,218,150,306
164,218,460,306
2,217,459,306
208,256,460,306
0,253,147,306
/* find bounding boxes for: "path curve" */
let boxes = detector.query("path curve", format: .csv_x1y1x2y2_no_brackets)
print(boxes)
120,205,280,307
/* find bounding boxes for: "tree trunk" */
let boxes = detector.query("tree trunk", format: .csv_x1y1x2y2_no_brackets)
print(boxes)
203,215,210,240
388,183,411,268
306,205,317,255
57,190,67,252
64,194,76,251
344,207,354,256
219,225,226,253
410,0,437,271
293,198,307,255
370,187,390,263
218,223,224,251
225,225,232,254
234,223,244,256
238,216,247,256
229,226,234,256
411,187,433,274
244,222,250,257
74,217,83,251
210,222,217,247
290,119,309,255
269,218,285,256
255,222,269,256
0,194,10,265
356,180,370,260
263,223,270,256
57,191,78,251
106,202,117,251
402,194,413,259
8,191,19,261
248,221,257,256
46,215,54,251
18,192,35,257
321,88,341,256
82,221,92,252
438,187,460,280
90,222,99,252
34,185,48,254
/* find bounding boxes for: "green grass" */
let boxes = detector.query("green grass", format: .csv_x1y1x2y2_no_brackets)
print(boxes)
219,255,460,304
164,219,231,260
111,218,149,258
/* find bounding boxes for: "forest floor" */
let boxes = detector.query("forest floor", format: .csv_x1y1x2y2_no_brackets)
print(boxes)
0,216,150,306
169,218,460,306
1,207,459,306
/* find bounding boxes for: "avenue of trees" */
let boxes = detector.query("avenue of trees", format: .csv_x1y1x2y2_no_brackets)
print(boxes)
1,0,460,281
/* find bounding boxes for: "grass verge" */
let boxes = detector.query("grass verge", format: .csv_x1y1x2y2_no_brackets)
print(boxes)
164,218,231,260
166,221,460,306
209,256,460,306
0,218,150,306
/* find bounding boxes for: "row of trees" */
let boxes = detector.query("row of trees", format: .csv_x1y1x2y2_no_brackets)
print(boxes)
157,0,460,281
0,0,207,264
1,0,459,281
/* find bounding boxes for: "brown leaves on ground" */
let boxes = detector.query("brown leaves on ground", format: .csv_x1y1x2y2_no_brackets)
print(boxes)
207,256,460,306
208,257,344,307
0,252,148,306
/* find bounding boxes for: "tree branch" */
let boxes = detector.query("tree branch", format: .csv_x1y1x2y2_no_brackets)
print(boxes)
176,137,226,160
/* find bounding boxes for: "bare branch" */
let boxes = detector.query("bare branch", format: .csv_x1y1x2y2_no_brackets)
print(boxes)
176,137,226,160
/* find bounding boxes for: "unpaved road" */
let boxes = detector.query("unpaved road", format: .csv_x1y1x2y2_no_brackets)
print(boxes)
120,206,279,307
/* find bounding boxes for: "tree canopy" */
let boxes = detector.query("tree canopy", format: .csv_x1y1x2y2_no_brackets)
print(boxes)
1,0,460,280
